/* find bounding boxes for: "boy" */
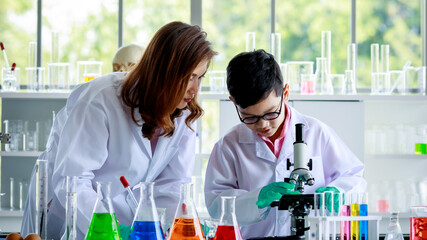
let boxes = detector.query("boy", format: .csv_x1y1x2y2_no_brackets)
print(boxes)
204,50,366,238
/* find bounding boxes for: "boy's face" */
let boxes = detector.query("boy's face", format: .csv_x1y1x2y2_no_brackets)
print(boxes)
233,86,289,139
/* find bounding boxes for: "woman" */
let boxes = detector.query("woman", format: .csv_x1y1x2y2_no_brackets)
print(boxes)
21,21,216,239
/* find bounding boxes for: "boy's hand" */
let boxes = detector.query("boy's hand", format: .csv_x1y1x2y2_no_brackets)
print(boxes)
256,182,299,209
119,224,131,240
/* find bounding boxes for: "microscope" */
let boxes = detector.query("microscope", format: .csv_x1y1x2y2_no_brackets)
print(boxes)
270,123,315,239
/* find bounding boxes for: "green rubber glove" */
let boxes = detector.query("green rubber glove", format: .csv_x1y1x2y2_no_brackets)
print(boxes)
315,186,340,214
256,182,299,209
119,224,131,240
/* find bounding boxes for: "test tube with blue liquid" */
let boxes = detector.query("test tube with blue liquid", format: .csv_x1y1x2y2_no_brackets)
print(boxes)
359,192,369,240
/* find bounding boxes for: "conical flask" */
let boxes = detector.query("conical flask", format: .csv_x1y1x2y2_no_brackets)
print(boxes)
168,182,204,240
385,212,404,240
130,182,165,240
214,196,243,240
85,181,121,240
315,57,333,95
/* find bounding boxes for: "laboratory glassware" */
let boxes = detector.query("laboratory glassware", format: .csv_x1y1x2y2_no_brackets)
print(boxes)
204,219,219,240
389,70,406,95
340,193,351,240
372,72,391,95
26,67,45,92
168,182,204,240
371,43,380,94
28,42,37,68
2,67,20,92
48,63,70,92
130,182,165,240
61,176,77,240
321,31,331,74
344,70,357,95
76,61,103,85
359,192,369,240
245,32,255,52
347,43,357,84
381,44,390,73
85,181,121,240
271,33,281,64
208,71,226,93
410,206,427,240
51,31,60,63
300,74,315,95
286,61,314,93
315,57,333,95
35,159,48,238
3,120,10,152
10,177,15,210
350,192,360,240
214,196,243,240
385,212,404,240
329,74,345,95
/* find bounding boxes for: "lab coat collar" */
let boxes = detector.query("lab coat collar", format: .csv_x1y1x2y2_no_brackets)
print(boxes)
237,106,310,163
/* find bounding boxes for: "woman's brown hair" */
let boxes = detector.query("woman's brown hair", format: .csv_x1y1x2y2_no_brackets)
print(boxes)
121,21,216,139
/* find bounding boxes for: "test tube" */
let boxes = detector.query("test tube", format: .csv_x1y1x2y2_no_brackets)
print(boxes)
340,192,351,240
246,32,256,52
271,33,281,64
10,177,14,210
359,192,369,240
3,120,10,152
350,192,360,240
62,176,77,240
51,31,60,63
35,159,48,238
321,30,331,74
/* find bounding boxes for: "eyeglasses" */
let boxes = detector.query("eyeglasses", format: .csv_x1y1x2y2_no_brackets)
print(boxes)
235,95,283,124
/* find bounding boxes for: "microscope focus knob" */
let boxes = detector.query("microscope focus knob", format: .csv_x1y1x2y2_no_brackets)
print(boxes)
308,159,312,171
286,158,292,170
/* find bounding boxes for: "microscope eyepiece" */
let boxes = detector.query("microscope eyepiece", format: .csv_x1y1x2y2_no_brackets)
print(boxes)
295,123,305,144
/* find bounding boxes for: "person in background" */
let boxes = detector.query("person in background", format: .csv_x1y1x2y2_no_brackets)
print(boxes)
21,21,216,239
112,43,145,72
204,49,366,239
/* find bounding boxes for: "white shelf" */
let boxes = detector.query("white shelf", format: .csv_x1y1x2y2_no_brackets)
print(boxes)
366,154,427,160
0,151,43,157
0,209,24,217
0,91,70,99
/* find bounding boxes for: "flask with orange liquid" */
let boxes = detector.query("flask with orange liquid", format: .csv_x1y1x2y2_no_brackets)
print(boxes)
168,182,204,240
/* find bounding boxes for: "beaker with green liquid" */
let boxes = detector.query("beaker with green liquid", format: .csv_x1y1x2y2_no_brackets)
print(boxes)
85,181,121,240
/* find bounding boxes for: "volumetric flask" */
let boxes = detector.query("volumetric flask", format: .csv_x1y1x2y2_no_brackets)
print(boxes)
286,61,314,94
214,196,243,240
168,182,204,240
76,61,103,86
130,182,165,240
85,181,121,240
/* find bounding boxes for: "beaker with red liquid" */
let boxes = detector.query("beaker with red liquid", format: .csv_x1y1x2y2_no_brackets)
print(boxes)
214,196,243,240
168,182,204,240
410,206,427,240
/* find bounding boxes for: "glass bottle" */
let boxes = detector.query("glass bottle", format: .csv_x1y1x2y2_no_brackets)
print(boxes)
168,182,204,240
385,212,404,240
85,181,121,240
214,196,243,240
315,57,333,95
130,182,165,240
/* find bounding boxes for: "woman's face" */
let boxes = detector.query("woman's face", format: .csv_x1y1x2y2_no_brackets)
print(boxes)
177,59,208,109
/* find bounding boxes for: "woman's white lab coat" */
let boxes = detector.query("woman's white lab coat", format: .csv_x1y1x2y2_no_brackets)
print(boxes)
21,72,196,239
204,106,366,239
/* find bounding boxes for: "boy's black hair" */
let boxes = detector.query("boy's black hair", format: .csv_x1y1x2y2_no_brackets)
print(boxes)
226,49,283,109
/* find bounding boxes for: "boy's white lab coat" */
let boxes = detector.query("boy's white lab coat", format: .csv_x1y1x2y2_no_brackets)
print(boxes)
204,106,366,239
21,73,196,239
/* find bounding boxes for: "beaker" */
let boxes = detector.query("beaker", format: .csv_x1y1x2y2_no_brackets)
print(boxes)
300,74,315,95
85,181,121,240
286,61,314,93
2,67,20,92
208,71,226,93
168,182,204,240
48,63,70,92
61,176,77,240
76,61,103,85
406,66,426,95
26,67,45,92
130,182,165,240
214,196,243,240
315,57,333,95
330,74,345,95
35,159,48,238
245,32,255,52
410,206,427,240
389,70,406,95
